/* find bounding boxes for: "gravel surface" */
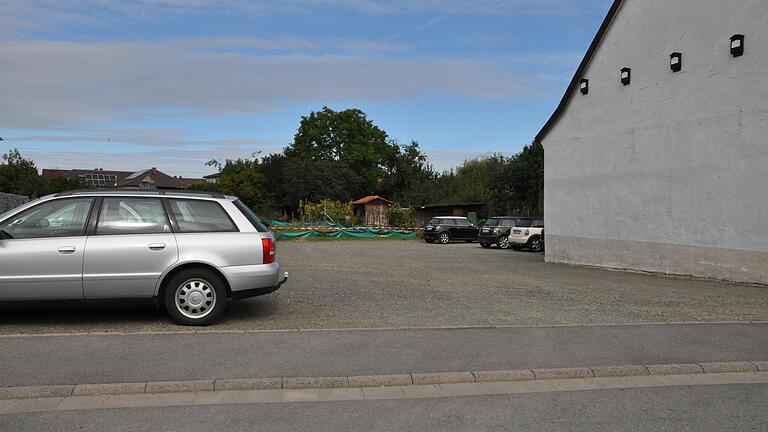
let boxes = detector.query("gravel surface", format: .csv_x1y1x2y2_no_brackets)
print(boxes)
0,240,767,334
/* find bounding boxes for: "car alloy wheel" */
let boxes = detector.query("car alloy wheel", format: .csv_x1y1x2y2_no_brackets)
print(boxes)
498,235,510,249
439,232,450,244
175,278,216,319
529,237,543,252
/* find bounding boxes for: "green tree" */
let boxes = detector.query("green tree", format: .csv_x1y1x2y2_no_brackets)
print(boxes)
43,175,89,195
205,155,272,213
0,149,45,197
284,107,400,199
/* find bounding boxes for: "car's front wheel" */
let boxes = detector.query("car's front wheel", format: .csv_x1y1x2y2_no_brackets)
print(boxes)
164,268,227,326
439,232,451,244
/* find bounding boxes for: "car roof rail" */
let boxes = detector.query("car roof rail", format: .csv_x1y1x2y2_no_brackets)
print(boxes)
54,188,226,199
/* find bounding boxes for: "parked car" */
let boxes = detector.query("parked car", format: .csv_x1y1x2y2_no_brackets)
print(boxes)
423,216,479,244
478,216,528,249
0,189,288,325
507,217,545,252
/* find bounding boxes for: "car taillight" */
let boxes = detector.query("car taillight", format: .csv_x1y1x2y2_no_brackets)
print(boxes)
262,237,276,264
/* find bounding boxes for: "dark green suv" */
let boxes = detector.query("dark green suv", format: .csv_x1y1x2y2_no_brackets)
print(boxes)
477,216,522,249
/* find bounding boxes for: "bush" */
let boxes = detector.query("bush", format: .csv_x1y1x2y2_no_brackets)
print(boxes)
387,202,415,228
299,199,353,225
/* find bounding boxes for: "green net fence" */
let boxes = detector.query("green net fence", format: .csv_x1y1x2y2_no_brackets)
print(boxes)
266,220,417,240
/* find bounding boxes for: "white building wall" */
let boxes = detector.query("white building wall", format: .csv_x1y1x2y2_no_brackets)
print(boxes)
543,0,768,283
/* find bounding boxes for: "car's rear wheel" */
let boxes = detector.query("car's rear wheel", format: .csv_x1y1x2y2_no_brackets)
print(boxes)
164,268,227,326
528,236,543,252
439,232,450,244
480,242,491,248
497,235,511,250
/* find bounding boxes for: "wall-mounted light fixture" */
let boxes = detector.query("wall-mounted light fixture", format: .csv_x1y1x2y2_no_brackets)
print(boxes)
579,79,589,95
730,34,744,57
670,52,682,72
620,67,631,85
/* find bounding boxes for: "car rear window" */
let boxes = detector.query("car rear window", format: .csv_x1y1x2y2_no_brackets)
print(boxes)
515,219,532,228
233,200,268,232
428,218,440,225
168,199,238,233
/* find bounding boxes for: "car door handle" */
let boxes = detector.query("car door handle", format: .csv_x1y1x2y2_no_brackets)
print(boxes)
57,246,76,255
148,243,166,251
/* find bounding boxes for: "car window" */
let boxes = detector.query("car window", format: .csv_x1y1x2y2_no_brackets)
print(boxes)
440,219,455,225
515,219,532,228
455,219,470,227
501,218,515,227
484,218,500,227
97,198,170,235
533,219,544,228
0,198,93,239
233,200,268,232
169,199,238,233
428,218,440,225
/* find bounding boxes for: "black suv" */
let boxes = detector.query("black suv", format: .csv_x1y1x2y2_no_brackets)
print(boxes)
423,217,479,244
478,216,525,249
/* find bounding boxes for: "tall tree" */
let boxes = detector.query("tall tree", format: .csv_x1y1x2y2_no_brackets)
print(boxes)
284,107,399,198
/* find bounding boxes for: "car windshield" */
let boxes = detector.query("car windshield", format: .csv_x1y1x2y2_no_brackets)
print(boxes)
515,219,532,227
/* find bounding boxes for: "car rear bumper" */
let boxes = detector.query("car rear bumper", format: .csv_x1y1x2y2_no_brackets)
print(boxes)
220,262,287,299
423,231,440,240
477,233,500,243
508,235,530,245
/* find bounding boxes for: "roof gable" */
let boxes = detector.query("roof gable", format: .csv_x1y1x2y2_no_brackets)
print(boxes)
535,0,625,142
351,195,393,205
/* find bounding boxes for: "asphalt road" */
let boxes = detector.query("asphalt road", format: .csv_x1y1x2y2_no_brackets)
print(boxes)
4,384,767,431
1,323,766,387
0,241,766,334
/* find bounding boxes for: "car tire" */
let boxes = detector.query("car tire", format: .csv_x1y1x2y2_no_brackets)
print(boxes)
480,242,491,248
497,235,511,250
439,232,451,244
164,268,227,326
528,236,543,253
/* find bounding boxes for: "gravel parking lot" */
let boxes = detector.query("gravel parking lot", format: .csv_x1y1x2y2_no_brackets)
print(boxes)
1,239,767,334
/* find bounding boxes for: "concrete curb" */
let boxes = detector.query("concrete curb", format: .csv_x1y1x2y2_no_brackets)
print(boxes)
1,361,765,400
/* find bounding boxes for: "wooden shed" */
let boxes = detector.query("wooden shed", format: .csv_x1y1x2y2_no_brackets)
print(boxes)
351,195,393,227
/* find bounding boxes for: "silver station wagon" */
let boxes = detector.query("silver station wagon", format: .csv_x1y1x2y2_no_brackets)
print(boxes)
0,189,287,325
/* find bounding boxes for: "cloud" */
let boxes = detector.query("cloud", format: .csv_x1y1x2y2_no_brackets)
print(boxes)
0,40,532,130
10,146,283,178
4,128,281,148
167,36,407,54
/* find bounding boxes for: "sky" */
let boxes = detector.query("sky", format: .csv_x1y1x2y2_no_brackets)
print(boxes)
0,0,614,177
